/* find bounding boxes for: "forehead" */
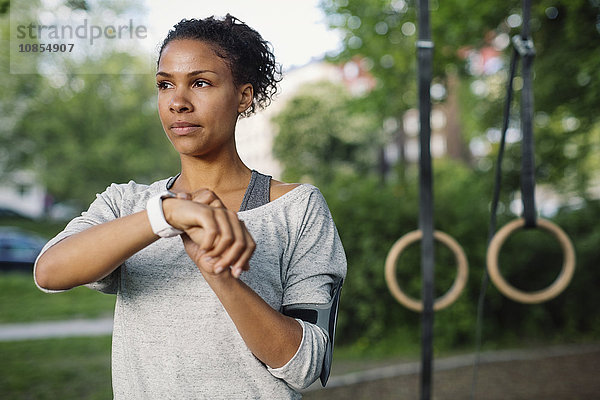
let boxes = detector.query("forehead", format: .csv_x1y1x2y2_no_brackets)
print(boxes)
157,39,231,76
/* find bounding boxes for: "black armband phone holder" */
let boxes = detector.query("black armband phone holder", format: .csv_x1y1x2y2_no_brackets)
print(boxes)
282,278,344,386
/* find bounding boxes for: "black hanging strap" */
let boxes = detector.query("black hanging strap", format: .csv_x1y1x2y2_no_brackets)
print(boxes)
518,0,537,228
470,45,518,400
416,0,435,398
471,1,537,398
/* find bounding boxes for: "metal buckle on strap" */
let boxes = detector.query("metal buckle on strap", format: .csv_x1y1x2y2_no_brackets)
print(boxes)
512,35,536,57
416,40,434,49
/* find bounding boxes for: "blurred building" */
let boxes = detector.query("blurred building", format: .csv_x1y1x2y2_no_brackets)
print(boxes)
236,61,344,179
0,171,46,218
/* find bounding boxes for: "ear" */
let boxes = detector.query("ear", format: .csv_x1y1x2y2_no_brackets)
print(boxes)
237,83,254,114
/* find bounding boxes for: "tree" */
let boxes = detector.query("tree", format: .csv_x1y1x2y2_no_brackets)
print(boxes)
320,0,600,194
272,81,379,184
1,0,179,208
0,0,43,171
267,0,600,351
12,59,179,206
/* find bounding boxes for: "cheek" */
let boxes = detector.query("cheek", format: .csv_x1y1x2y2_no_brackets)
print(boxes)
157,97,170,126
201,94,236,122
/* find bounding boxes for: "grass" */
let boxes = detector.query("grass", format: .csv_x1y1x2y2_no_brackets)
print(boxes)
0,219,114,398
0,336,112,399
0,272,115,323
0,217,116,323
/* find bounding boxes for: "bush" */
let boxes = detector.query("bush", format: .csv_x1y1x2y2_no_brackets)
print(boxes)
321,162,600,354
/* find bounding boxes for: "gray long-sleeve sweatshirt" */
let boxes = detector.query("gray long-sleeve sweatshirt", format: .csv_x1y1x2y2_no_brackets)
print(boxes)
34,179,347,399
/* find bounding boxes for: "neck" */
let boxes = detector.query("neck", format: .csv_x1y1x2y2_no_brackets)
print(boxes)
174,150,252,194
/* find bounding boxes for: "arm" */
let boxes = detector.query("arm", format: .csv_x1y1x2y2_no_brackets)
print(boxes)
272,187,347,388
179,189,302,367
35,211,158,290
197,262,303,368
36,192,253,291
183,186,346,388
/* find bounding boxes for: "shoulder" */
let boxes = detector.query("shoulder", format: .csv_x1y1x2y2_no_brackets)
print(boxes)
95,178,172,211
269,181,331,217
239,179,327,216
100,180,159,200
270,179,301,202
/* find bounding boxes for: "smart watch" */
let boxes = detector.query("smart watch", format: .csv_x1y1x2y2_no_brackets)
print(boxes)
146,191,184,238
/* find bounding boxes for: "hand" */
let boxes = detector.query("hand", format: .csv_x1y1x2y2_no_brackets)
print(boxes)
189,188,225,208
163,189,255,278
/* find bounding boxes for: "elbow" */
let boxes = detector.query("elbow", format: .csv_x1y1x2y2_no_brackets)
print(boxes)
34,252,69,291
34,252,54,290
267,320,327,390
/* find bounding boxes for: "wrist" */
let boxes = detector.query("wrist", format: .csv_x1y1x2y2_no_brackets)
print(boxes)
202,267,237,287
161,197,178,228
146,191,184,238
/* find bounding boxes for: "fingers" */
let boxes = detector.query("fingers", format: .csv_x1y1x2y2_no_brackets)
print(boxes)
167,189,255,277
189,205,220,251
212,218,255,278
204,208,235,258
175,192,192,200
186,205,255,278
191,188,225,208
231,223,255,276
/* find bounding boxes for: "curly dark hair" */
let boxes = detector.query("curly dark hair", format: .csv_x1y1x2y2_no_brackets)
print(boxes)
158,14,282,117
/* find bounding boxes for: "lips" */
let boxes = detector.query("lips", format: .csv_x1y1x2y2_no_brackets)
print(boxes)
170,121,201,135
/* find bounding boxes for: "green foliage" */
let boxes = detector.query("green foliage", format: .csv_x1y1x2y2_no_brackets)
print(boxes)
269,75,599,348
320,162,600,352
0,0,175,208
305,0,600,352
272,81,380,182
11,63,179,206
320,0,417,117
469,203,600,348
460,0,600,195
321,0,600,194
322,162,489,349
0,0,9,14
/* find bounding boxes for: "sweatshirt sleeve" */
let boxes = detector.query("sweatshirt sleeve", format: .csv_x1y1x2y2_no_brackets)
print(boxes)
267,186,347,389
33,182,129,294
267,319,328,390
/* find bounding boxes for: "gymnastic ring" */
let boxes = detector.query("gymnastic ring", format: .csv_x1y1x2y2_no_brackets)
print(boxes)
385,230,469,312
487,218,576,304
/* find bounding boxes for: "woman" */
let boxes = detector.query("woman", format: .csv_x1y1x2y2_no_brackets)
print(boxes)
34,14,346,399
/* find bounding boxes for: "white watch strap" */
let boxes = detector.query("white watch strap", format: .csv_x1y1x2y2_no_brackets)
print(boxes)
146,191,184,238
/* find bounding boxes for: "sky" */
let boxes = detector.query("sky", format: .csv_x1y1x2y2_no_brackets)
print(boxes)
145,0,343,69
10,0,342,74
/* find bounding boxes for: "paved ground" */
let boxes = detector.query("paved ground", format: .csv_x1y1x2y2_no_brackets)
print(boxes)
304,344,600,400
0,318,113,341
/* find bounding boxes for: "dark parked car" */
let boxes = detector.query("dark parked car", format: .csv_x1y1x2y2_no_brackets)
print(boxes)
0,227,47,272
0,207,31,219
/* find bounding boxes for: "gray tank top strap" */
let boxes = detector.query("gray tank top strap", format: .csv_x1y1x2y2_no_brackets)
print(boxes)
166,173,179,190
166,170,271,212
239,170,272,212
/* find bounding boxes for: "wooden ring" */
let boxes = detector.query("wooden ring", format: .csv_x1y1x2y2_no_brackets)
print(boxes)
487,218,576,304
385,230,469,312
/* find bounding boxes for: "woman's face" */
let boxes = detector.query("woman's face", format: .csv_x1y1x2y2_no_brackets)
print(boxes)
156,39,252,158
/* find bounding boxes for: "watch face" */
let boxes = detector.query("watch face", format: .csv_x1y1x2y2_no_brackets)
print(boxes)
148,192,183,238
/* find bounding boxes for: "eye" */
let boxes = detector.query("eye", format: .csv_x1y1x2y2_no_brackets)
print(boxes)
192,79,211,88
156,80,172,90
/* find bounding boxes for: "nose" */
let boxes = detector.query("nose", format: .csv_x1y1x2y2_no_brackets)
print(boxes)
169,90,193,113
